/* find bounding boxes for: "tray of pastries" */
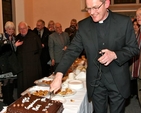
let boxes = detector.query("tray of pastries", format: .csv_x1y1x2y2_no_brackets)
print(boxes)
34,77,54,86
21,86,49,97
56,88,76,97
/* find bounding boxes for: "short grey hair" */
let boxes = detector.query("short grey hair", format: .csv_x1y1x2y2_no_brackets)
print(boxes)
5,21,15,30
18,21,28,28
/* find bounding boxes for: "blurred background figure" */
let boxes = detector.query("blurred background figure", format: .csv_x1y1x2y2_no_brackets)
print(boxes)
65,19,78,42
48,22,70,70
48,20,55,34
132,19,140,35
15,21,42,98
65,25,77,42
33,19,51,77
135,8,141,103
65,19,78,30
130,18,140,98
0,21,21,105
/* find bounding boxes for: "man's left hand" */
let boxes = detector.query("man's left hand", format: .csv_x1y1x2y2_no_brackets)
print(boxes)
98,49,117,66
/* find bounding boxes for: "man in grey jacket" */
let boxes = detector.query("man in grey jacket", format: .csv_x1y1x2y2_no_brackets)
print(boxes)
48,23,70,70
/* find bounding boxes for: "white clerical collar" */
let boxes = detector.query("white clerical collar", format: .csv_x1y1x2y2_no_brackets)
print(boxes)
99,21,103,23
98,9,109,24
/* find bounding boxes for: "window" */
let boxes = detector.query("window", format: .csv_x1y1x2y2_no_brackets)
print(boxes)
2,0,12,29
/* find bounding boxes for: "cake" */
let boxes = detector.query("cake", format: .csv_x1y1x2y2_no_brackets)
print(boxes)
6,94,64,113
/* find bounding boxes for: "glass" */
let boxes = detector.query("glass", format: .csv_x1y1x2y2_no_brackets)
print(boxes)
85,2,104,12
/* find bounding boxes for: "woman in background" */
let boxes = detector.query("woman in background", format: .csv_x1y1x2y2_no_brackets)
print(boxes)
133,19,140,35
48,20,55,34
0,21,21,105
130,19,140,98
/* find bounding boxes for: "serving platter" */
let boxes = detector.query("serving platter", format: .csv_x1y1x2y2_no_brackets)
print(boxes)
34,77,53,86
21,85,49,97
56,88,76,97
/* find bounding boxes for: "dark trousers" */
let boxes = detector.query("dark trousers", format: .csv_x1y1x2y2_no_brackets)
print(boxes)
130,79,138,97
2,80,15,105
92,72,126,113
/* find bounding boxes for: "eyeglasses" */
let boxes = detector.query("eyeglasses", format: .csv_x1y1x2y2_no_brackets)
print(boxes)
85,2,105,12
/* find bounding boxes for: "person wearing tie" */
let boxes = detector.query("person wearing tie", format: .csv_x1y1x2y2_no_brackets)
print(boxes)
33,19,51,77
48,22,70,70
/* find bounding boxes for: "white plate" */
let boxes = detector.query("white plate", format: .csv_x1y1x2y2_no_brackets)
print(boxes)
21,86,49,96
68,80,84,90
75,72,86,81
56,88,76,97
0,106,7,113
48,74,55,79
52,96,66,103
34,77,53,86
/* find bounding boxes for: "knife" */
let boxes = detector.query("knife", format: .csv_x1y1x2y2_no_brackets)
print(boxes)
49,90,54,100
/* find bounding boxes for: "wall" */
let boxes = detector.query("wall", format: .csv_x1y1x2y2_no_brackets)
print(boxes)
0,0,140,33
0,0,3,33
24,0,33,28
12,0,25,34
0,0,89,33
26,0,89,30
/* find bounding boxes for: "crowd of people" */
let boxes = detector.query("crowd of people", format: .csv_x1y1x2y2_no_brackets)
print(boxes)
0,18,78,105
0,0,140,113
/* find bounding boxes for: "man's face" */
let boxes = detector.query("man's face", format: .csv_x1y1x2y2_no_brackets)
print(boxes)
71,21,77,27
18,23,28,36
136,9,141,25
36,21,44,31
55,23,62,34
86,0,110,22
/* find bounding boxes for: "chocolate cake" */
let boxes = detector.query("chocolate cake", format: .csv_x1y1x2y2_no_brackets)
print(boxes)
6,94,64,113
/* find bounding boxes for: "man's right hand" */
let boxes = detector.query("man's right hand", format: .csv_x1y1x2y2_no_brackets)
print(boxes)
15,40,23,47
50,72,63,93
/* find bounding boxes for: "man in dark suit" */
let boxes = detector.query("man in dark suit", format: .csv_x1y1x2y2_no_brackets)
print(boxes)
50,0,139,113
33,19,51,77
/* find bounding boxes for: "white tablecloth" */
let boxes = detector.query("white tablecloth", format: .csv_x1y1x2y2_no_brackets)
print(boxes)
62,82,93,113
0,82,93,113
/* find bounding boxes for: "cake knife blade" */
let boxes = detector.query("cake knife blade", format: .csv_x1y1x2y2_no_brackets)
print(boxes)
49,90,54,100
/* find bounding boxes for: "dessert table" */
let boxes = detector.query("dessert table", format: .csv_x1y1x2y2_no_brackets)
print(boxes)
0,82,93,113
1,57,93,113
